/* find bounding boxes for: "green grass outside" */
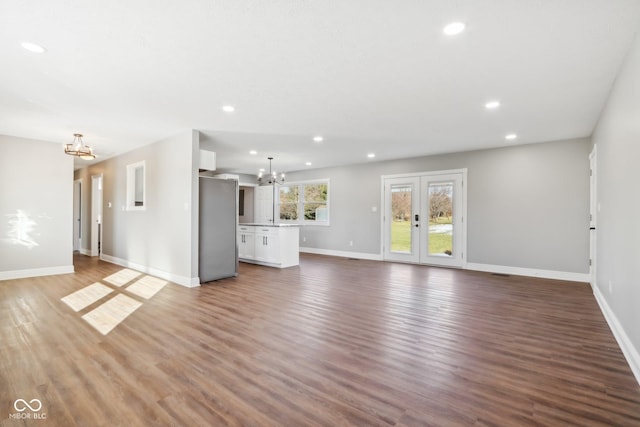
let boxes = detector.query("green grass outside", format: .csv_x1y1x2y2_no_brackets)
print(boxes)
390,220,411,252
390,217,452,255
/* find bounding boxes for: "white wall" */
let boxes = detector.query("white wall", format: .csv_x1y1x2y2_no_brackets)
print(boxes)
0,135,74,279
591,28,640,384
78,130,200,286
286,137,591,277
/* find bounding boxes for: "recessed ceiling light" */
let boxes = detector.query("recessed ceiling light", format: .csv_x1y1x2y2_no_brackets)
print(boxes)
313,136,323,143
21,41,46,53
305,162,312,166
505,133,518,141
485,101,500,109
367,153,376,158
249,150,257,155
443,22,465,36
222,105,235,113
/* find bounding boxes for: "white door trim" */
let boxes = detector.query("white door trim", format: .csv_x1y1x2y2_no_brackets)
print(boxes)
589,145,597,288
73,179,82,252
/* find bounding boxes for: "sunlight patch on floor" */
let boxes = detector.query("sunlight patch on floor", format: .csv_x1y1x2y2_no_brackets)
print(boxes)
82,294,142,335
126,275,168,300
103,268,142,287
61,282,114,312
60,268,169,335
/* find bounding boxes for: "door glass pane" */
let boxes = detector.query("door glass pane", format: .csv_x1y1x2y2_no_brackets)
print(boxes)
391,184,412,253
428,182,453,256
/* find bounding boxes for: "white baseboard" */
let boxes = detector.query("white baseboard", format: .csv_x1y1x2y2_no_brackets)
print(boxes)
0,265,74,281
593,285,640,386
79,248,91,256
465,262,590,283
100,254,200,288
299,247,383,261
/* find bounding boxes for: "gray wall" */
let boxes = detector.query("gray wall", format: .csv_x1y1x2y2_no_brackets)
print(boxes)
0,135,74,278
591,28,640,375
77,130,199,285
286,137,591,274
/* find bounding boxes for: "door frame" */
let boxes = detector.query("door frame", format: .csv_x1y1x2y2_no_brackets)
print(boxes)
589,145,597,288
73,179,82,252
381,168,467,268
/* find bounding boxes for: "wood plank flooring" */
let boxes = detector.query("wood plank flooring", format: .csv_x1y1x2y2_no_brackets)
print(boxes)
1,254,639,426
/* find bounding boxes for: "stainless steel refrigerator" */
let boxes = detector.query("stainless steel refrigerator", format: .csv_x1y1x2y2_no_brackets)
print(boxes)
199,176,238,283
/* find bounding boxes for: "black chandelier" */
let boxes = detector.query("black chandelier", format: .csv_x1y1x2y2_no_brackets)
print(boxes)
257,157,285,185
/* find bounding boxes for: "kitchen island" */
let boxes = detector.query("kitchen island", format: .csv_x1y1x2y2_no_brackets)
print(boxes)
237,224,300,268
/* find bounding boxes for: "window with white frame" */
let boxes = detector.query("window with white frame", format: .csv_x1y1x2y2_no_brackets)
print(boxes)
279,185,299,220
278,180,329,225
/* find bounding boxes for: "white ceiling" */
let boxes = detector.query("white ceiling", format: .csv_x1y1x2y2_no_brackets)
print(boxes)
1,1,639,174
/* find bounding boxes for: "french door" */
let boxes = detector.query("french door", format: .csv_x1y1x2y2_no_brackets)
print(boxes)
383,170,466,267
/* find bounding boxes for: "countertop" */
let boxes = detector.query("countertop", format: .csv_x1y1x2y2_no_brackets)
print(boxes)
239,223,301,227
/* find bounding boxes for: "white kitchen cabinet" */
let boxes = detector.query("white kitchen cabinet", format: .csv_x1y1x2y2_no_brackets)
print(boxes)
254,227,280,264
238,225,299,268
238,225,255,260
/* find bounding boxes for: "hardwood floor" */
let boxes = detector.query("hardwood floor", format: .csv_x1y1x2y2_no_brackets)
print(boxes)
1,254,639,426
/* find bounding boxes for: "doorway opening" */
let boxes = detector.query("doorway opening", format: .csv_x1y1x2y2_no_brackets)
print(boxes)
91,174,103,256
239,185,255,224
